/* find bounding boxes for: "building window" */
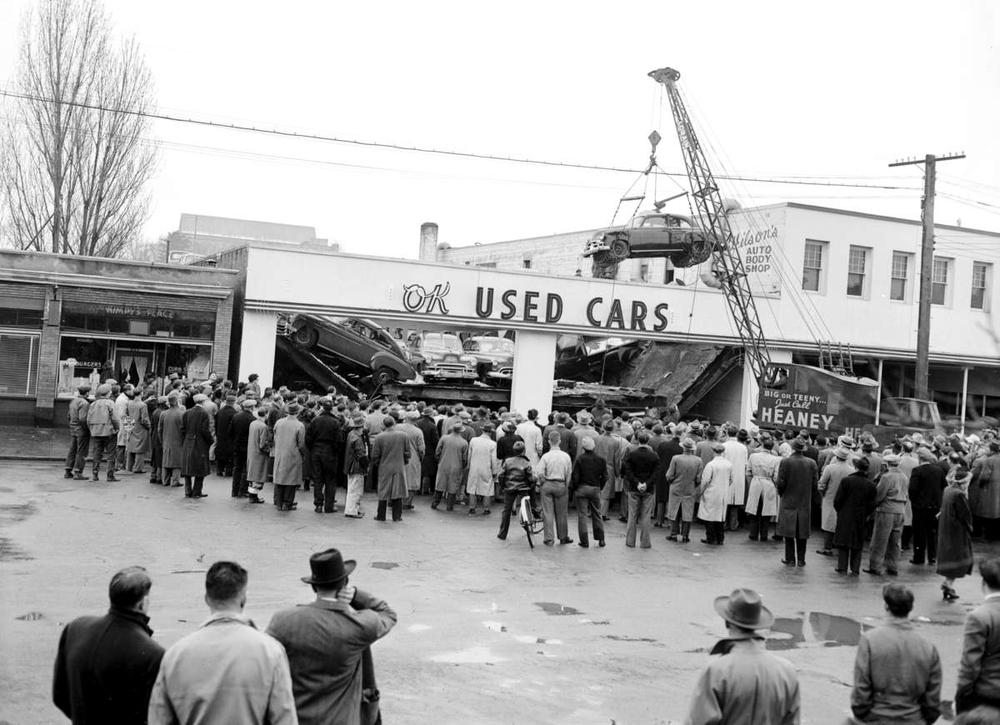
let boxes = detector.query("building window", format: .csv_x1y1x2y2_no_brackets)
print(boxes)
972,262,991,310
932,257,951,305
846,245,870,297
638,261,650,283
522,259,532,269
802,240,826,292
664,267,675,284
890,251,912,301
0,333,40,396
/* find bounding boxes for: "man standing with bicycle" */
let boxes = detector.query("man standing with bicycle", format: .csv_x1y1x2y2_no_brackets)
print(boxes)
496,441,537,541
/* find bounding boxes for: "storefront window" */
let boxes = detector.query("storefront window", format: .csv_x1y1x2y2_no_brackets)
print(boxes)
0,333,39,396
0,309,43,327
57,337,110,396
57,337,214,397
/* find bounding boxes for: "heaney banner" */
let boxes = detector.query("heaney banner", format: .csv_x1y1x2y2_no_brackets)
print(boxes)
756,363,878,437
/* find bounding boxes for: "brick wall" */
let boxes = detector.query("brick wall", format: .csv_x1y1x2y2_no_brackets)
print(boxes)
33,290,61,425
211,291,235,383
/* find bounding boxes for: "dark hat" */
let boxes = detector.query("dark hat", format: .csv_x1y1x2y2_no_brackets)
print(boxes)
318,397,333,410
713,588,774,630
301,548,356,586
77,384,92,394
791,438,805,451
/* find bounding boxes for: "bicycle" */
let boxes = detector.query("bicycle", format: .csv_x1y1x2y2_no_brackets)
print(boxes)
515,488,544,549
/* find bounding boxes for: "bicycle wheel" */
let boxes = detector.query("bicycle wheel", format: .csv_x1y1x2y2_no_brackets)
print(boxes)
519,496,535,549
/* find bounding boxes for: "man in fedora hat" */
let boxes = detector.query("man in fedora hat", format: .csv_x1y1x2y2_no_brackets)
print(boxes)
687,588,800,724
817,445,854,556
776,438,818,567
268,548,397,725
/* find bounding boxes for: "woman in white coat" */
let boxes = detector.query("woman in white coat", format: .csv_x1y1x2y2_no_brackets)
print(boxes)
745,438,781,541
698,443,732,545
466,424,499,515
246,407,270,504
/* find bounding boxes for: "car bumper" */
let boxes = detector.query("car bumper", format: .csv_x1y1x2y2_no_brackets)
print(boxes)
424,369,478,380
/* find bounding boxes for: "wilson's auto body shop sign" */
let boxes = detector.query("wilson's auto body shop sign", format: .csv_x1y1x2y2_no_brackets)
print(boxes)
244,247,737,343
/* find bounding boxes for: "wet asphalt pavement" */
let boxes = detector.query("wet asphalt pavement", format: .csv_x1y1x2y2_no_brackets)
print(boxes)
1,461,994,724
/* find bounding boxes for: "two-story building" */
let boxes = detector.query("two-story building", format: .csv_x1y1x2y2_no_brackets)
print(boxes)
421,203,1000,426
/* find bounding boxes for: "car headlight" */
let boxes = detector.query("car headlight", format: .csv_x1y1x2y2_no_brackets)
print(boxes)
492,360,500,369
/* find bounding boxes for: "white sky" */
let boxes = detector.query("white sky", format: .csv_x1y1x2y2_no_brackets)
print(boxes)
0,0,998,257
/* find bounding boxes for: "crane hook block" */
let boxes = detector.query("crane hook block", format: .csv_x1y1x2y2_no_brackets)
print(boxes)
648,67,681,84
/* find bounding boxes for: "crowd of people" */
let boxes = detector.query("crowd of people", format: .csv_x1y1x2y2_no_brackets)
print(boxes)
54,549,393,725
49,556,1000,724
65,373,1000,575
55,372,1000,722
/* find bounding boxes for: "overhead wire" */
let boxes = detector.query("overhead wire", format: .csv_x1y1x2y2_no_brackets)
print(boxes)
0,88,923,191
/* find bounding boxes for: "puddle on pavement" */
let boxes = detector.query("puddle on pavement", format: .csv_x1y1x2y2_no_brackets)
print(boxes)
371,562,399,570
0,502,37,561
534,602,582,616
766,612,868,650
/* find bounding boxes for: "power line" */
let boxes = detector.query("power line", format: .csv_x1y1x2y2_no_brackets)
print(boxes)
0,88,922,191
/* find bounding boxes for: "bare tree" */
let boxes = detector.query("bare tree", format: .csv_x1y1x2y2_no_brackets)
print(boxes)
0,0,156,258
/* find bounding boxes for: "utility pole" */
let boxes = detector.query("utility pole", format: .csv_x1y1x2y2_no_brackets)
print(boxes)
888,152,965,399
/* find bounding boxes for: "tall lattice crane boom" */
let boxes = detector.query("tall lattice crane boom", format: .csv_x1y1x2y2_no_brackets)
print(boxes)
649,66,771,381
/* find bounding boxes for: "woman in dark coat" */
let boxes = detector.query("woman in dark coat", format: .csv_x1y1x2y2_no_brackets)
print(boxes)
937,465,974,601
180,394,213,499
833,457,877,575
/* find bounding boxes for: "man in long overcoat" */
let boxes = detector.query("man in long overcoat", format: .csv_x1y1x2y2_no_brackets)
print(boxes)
305,399,343,513
273,402,306,512
214,394,238,478
148,397,167,484
397,410,426,510
776,438,818,567
158,393,185,487
415,408,440,495
230,400,255,498
434,423,469,510
817,446,855,555
246,408,270,504
370,416,411,522
833,458,877,575
180,396,213,499
663,437,703,543
971,442,1000,540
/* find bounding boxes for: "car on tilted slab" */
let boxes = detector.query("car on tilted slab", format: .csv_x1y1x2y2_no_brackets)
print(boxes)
582,211,713,279
410,332,479,382
284,314,416,384
464,335,515,384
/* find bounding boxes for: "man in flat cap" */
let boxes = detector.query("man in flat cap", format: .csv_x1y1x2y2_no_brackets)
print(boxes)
687,588,799,724
65,384,91,480
268,549,397,725
866,453,908,576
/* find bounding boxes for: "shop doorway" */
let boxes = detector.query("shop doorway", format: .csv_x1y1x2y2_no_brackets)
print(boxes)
116,347,154,387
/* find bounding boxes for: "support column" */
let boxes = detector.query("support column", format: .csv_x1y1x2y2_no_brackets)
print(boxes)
960,367,969,435
238,310,277,391
874,359,884,425
34,287,62,426
510,331,556,421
